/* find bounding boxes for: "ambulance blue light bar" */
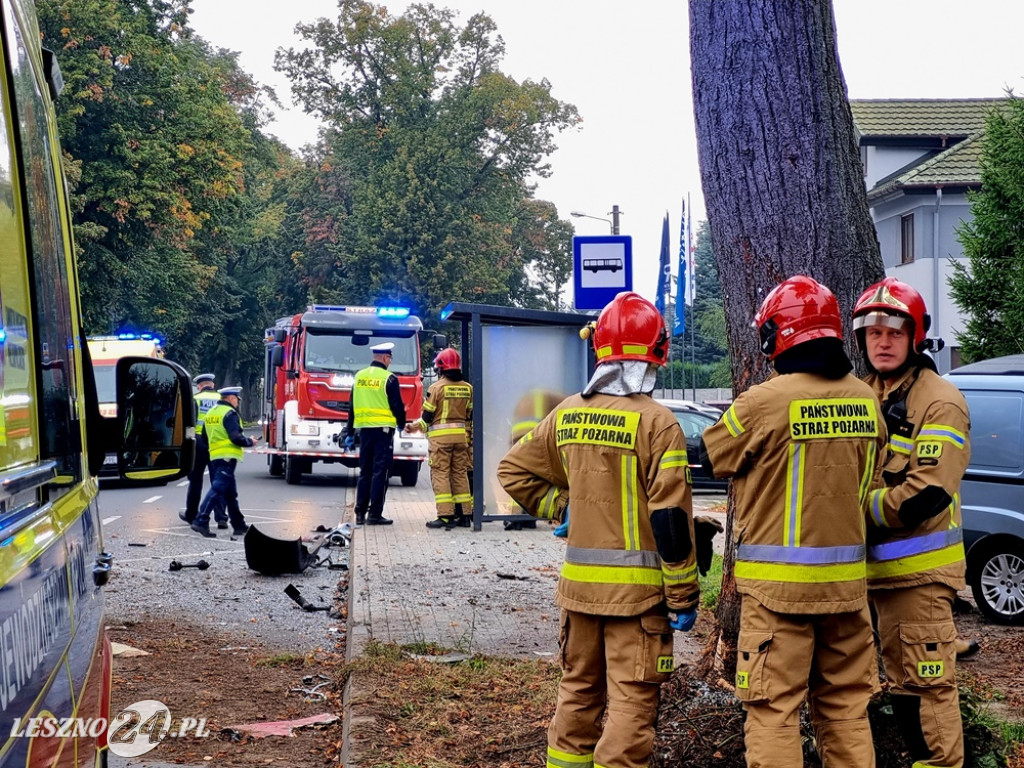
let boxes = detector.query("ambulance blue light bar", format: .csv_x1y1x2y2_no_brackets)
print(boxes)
115,331,163,343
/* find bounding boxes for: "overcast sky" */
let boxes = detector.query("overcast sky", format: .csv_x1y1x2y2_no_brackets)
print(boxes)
189,0,1024,304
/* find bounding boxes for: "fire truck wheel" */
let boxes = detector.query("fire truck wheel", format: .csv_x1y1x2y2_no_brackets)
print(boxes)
284,455,304,485
269,454,284,477
399,463,420,487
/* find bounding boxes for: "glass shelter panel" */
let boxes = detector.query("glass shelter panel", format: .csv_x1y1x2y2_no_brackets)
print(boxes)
479,325,590,518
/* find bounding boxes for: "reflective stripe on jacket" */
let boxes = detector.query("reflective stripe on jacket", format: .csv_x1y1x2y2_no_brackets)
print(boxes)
194,390,221,436
702,372,887,614
205,403,245,460
352,366,397,429
864,367,970,590
497,392,699,616
419,378,472,445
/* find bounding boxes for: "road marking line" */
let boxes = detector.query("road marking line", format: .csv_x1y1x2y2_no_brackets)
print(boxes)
176,480,189,487
143,495,162,503
102,516,121,526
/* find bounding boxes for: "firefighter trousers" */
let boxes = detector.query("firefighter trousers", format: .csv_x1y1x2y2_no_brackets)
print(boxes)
872,583,963,768
547,607,673,768
735,595,876,768
428,441,471,517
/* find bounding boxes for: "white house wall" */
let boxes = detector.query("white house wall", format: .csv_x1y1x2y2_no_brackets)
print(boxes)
863,146,933,189
868,192,972,373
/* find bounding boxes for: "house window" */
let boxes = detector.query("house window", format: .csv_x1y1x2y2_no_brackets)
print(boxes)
901,214,915,264
950,347,964,371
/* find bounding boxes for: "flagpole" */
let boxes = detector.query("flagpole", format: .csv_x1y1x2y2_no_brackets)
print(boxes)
688,193,696,401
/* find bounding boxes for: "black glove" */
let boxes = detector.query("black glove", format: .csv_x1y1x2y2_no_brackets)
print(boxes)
694,515,724,577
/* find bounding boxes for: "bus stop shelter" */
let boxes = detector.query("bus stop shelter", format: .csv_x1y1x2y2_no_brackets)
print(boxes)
439,302,597,531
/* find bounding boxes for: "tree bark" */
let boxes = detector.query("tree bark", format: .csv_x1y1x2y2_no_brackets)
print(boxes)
689,0,885,679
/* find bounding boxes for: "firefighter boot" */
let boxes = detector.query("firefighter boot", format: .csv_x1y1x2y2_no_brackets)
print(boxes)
426,517,454,530
955,637,979,659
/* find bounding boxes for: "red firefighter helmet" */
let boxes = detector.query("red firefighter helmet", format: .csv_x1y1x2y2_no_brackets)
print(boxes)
590,292,669,366
753,276,842,360
852,277,930,352
433,347,461,373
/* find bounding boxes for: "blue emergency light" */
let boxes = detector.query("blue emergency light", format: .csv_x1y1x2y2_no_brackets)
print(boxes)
116,331,163,344
377,306,411,319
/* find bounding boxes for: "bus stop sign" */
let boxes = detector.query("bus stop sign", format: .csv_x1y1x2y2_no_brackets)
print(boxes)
572,235,632,310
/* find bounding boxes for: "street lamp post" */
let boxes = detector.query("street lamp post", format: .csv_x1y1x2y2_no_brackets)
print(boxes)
570,205,622,235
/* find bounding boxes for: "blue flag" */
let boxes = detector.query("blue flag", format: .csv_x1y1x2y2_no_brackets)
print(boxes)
655,212,670,314
674,199,687,336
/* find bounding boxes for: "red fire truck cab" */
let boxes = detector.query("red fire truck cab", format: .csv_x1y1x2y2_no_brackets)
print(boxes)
262,305,438,486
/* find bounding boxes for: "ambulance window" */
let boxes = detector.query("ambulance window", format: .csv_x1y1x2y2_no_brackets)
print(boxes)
5,9,80,487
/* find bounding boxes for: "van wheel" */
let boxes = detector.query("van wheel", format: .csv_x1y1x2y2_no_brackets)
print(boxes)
284,456,304,485
399,463,419,487
269,454,284,477
971,543,1024,625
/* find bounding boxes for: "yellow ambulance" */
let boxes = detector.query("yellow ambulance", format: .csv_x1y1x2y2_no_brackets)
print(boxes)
0,1,195,765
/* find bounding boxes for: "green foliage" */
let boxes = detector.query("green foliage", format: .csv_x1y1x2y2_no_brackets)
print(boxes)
699,553,724,610
951,96,1024,361
276,1,579,321
656,361,722,390
38,1,259,357
37,0,578,406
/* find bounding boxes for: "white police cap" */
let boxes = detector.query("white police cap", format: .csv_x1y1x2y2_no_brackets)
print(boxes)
193,373,215,385
371,342,395,354
220,386,243,397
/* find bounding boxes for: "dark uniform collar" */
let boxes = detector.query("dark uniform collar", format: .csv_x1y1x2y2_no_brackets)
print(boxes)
370,360,390,371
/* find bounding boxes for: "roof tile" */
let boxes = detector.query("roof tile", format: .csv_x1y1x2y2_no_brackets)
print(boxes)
850,98,1004,138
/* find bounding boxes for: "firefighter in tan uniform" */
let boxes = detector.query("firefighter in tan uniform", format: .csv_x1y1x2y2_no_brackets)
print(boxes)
509,388,564,445
853,277,971,768
700,276,886,768
498,292,700,768
412,348,474,530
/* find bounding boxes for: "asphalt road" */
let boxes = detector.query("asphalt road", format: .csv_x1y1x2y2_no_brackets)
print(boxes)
96,445,363,650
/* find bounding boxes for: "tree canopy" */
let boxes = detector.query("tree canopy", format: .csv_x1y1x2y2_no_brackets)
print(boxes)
275,1,580,321
37,0,578,401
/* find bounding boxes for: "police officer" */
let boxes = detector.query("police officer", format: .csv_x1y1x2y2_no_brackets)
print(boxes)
853,277,971,768
498,292,699,768
349,342,406,526
412,348,473,530
180,373,227,527
701,276,886,768
191,387,259,538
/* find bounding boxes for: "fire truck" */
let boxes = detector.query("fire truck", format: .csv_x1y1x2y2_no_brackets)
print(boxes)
0,2,195,763
262,305,440,486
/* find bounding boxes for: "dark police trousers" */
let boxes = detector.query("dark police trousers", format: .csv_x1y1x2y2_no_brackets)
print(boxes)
355,427,394,520
184,435,225,523
196,458,246,530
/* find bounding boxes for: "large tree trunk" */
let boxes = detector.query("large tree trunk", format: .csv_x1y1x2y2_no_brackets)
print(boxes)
689,0,884,680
